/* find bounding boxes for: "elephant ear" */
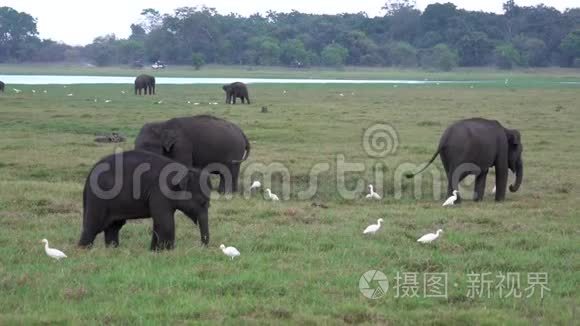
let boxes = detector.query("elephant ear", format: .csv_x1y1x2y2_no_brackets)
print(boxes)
161,129,178,153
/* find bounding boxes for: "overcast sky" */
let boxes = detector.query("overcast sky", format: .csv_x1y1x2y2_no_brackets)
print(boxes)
2,0,578,45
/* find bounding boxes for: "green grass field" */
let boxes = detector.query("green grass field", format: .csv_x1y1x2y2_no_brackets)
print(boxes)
0,70,579,324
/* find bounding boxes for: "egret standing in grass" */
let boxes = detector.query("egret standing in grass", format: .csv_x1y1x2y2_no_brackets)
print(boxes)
250,180,261,190
220,244,240,260
265,188,279,201
42,239,67,261
442,190,459,206
417,229,443,244
363,218,384,235
365,184,381,200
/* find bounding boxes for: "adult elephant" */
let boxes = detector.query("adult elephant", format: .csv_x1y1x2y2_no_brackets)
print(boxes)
135,115,250,193
223,82,250,104
0,81,4,93
407,118,523,202
134,74,155,95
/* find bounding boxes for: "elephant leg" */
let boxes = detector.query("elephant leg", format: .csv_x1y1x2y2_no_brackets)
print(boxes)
152,85,155,95
246,96,250,104
232,96,237,104
241,97,245,104
78,208,106,248
473,169,489,202
150,211,175,250
230,164,241,193
104,220,126,247
218,173,226,194
494,162,509,202
446,164,469,204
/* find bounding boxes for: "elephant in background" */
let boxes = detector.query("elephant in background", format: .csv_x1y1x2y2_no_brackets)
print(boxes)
135,74,155,95
407,118,523,202
0,81,4,93
79,150,211,250
135,115,250,193
223,82,250,104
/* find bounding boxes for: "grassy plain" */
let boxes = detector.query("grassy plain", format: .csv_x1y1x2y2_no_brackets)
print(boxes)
0,69,578,324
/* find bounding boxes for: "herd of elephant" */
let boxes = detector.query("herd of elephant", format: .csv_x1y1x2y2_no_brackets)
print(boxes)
78,108,523,250
134,74,251,104
0,76,523,250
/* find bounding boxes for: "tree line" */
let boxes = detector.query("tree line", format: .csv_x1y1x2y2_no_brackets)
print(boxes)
1,1,580,70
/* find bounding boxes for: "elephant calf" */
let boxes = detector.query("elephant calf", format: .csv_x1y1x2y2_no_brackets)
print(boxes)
223,82,250,104
79,150,210,250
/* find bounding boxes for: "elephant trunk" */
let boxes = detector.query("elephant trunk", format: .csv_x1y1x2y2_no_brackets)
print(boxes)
510,158,523,192
198,211,210,246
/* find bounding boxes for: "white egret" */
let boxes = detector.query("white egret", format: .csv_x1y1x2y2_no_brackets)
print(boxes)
67,93,74,97
417,229,443,244
13,88,21,93
250,180,261,190
43,90,48,94
42,239,67,260
32,89,36,93
363,218,384,235
265,188,279,201
365,184,381,200
193,102,200,105
220,244,240,260
121,90,126,94
442,190,459,206
339,93,344,97
104,99,112,103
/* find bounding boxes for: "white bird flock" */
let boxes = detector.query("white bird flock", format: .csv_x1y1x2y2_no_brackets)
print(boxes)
265,188,279,201
220,244,240,260
417,229,443,244
442,190,459,206
42,239,67,260
363,218,384,235
365,184,381,200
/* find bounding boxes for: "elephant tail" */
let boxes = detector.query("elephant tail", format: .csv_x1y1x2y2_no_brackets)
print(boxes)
405,148,440,178
232,131,250,164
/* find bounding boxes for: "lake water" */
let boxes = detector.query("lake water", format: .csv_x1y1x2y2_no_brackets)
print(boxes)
0,75,493,85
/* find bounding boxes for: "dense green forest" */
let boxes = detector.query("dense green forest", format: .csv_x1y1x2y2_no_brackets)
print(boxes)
1,0,580,70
